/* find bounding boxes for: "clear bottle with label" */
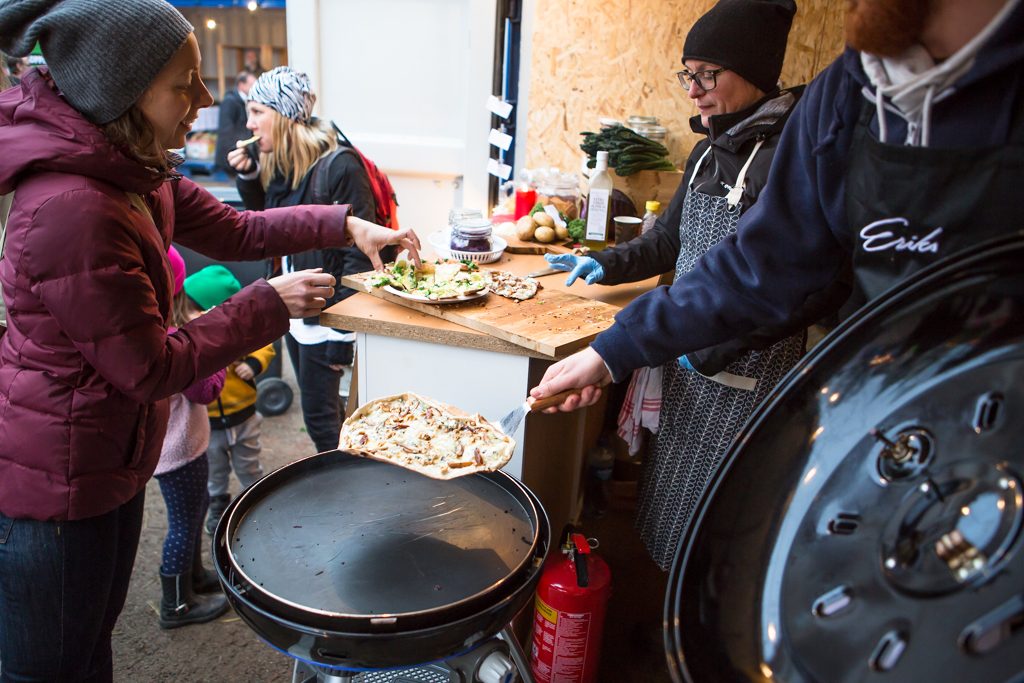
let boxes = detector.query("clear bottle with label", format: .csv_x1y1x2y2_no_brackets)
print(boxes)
584,151,612,251
641,200,661,235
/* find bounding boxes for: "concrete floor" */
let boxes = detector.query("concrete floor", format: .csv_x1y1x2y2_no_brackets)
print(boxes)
579,490,674,683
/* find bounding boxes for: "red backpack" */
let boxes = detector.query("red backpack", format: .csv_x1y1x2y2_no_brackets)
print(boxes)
312,123,400,229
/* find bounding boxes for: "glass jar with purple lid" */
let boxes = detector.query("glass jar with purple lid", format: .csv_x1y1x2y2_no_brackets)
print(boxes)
450,217,493,253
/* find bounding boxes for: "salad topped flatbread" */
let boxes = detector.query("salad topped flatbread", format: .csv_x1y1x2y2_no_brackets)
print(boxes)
369,254,487,301
339,393,514,479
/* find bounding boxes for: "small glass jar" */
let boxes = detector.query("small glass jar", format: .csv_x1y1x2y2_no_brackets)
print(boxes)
448,208,483,231
537,173,581,220
636,124,668,143
450,217,493,253
627,115,659,129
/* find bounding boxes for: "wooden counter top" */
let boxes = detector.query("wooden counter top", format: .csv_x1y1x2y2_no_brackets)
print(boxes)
321,249,660,360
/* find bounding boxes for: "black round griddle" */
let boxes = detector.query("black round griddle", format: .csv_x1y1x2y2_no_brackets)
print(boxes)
214,450,549,669
666,236,1024,682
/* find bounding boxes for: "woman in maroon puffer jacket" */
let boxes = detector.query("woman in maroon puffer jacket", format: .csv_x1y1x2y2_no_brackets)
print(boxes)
0,1,420,679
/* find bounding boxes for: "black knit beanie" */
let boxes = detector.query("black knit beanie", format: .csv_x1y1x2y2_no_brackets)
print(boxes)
0,0,193,124
682,0,797,93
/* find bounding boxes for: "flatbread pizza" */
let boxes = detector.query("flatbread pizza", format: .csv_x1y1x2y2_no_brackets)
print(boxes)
339,393,514,479
369,256,487,301
235,134,261,149
484,270,539,301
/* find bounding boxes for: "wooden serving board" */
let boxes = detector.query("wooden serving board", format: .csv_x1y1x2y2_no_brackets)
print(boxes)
342,269,621,358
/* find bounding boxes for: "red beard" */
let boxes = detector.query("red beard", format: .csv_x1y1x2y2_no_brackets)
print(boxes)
845,0,931,57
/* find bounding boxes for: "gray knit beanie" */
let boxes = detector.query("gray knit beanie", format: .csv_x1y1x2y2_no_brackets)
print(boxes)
0,0,193,124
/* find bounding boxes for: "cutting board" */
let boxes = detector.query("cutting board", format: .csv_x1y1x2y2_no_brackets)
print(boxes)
341,269,621,358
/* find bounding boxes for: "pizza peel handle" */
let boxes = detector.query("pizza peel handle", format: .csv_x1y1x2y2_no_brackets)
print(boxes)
497,389,579,435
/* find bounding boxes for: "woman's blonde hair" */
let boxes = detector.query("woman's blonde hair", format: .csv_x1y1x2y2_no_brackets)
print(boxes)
102,105,170,172
259,108,337,190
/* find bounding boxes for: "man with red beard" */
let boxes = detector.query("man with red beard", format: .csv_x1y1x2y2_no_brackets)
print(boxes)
530,0,1024,410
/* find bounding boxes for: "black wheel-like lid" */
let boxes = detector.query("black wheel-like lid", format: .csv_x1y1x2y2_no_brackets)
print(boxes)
666,235,1024,683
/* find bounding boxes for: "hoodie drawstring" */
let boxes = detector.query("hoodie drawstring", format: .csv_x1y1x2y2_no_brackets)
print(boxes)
920,85,936,147
874,87,888,145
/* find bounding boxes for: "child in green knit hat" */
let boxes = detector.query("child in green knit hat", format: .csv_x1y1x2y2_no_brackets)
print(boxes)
185,265,276,536
183,264,240,311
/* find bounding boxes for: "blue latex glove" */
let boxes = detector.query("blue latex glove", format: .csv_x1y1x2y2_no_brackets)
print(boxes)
544,253,605,286
678,355,695,371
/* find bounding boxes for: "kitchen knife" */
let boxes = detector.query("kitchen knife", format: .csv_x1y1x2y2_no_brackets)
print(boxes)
526,267,562,278
497,389,580,435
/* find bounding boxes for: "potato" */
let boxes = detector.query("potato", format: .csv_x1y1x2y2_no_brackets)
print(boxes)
534,226,556,243
533,212,555,228
554,225,570,240
516,215,536,241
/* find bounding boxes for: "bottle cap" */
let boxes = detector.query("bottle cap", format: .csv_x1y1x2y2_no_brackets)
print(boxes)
646,200,661,212
596,151,609,162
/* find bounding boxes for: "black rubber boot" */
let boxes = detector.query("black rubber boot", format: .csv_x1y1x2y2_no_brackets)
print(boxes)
205,493,230,536
159,571,228,629
191,539,222,594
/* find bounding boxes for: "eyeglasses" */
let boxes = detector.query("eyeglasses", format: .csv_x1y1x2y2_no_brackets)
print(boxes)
676,67,729,92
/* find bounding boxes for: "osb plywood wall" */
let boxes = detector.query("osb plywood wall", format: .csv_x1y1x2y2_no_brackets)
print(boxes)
525,0,845,172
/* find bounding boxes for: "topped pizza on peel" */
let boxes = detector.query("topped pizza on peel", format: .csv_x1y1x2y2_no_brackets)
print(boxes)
338,393,514,479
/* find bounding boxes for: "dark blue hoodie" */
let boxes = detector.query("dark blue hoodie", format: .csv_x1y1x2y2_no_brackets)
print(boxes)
594,1,1024,381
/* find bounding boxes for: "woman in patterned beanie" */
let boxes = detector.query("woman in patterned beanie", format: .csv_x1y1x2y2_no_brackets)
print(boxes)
228,66,386,454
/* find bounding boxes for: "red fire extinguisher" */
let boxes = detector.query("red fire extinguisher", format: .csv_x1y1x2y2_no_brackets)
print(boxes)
530,526,612,683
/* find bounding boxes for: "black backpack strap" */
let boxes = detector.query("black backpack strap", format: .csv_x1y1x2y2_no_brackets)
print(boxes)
331,121,353,148
311,147,346,205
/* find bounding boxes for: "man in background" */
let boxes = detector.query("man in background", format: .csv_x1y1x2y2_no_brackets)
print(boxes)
214,69,257,176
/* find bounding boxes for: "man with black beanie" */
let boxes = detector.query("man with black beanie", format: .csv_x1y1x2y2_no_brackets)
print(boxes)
535,0,1024,474
542,0,814,569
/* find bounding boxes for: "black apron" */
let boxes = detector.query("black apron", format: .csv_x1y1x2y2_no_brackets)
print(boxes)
636,142,804,571
845,96,1024,306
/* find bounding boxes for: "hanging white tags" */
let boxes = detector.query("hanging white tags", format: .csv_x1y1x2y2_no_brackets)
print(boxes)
486,95,513,120
487,158,512,180
488,128,513,151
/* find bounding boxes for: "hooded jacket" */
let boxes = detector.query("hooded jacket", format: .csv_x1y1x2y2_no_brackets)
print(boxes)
0,69,351,520
593,1,1024,381
590,87,815,374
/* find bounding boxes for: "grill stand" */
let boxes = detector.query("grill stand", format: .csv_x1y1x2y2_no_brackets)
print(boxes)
292,627,534,683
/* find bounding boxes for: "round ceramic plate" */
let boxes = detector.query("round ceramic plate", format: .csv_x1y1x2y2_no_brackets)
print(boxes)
383,285,489,305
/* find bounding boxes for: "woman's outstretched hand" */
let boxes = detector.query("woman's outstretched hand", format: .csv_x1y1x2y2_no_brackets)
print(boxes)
529,347,612,412
346,216,422,270
267,268,336,318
